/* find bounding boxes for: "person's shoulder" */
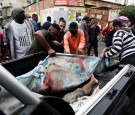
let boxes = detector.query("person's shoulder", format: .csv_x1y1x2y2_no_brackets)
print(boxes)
37,29,47,34
64,31,71,37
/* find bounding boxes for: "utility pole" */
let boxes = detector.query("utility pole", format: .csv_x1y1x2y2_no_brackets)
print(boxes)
36,0,40,22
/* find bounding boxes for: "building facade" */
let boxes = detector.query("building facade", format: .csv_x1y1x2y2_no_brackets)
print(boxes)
24,0,125,27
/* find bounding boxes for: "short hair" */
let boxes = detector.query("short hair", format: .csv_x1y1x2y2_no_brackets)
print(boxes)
69,22,78,30
59,19,66,24
59,17,64,21
32,14,38,17
90,18,95,21
82,16,90,22
113,19,123,27
52,23,60,31
47,16,51,21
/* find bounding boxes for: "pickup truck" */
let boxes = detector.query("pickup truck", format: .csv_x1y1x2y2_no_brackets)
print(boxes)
1,52,135,115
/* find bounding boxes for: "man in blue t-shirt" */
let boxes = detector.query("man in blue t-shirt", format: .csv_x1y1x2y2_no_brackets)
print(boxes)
42,16,52,30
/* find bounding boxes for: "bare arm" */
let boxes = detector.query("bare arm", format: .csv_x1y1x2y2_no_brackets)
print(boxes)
5,45,12,60
34,31,56,56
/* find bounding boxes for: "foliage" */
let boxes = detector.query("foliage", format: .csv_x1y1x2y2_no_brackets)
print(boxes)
119,6,135,25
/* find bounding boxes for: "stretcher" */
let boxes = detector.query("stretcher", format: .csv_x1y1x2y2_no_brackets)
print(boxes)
1,52,135,115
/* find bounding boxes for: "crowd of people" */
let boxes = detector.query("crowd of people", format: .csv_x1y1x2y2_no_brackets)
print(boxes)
1,6,135,101
1,6,135,114
0,6,135,65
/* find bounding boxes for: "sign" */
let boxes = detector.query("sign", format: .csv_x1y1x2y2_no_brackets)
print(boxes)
68,9,76,20
78,0,84,6
54,0,84,6
54,0,68,5
68,0,78,6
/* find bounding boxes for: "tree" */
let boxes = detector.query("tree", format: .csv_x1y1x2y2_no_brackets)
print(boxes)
119,6,135,25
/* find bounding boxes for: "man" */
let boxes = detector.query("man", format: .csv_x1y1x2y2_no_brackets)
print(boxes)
0,32,6,62
3,6,35,60
42,16,52,30
28,23,60,56
59,17,64,23
64,22,85,55
31,14,39,32
52,19,66,53
89,18,100,56
99,19,135,66
79,16,90,55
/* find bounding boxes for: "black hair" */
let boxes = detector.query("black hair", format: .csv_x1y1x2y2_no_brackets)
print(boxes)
47,16,51,21
59,19,66,24
52,23,60,31
59,17,64,22
90,18,95,21
32,14,38,17
113,19,123,27
82,16,90,22
69,22,78,30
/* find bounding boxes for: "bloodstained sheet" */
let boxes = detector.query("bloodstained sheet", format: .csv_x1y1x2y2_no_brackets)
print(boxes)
17,53,100,93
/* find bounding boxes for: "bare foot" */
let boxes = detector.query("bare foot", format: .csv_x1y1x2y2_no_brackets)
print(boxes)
82,75,98,95
90,75,98,84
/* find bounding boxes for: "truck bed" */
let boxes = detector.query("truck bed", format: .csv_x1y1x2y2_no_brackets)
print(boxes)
1,52,135,115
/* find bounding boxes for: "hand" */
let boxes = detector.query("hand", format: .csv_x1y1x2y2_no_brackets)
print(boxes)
53,41,61,46
48,48,56,57
66,52,70,54
76,48,84,55
103,47,111,52
99,53,105,59
60,40,64,45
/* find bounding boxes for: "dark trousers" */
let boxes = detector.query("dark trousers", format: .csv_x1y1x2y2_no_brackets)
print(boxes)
90,41,98,56
120,53,135,66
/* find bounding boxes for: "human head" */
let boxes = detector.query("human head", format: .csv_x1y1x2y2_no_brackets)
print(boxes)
59,17,64,22
69,22,78,36
108,21,114,30
82,16,90,26
117,16,129,27
90,18,97,25
48,23,60,39
32,14,38,22
12,6,25,23
47,16,51,22
112,19,122,31
59,19,66,32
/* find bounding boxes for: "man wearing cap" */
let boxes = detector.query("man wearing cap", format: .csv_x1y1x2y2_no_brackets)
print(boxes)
79,16,91,55
3,6,35,60
64,22,85,55
28,23,60,56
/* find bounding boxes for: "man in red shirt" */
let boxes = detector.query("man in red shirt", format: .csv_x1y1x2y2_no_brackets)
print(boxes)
0,32,6,62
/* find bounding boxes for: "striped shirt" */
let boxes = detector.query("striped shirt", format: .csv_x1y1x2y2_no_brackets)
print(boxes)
105,28,135,60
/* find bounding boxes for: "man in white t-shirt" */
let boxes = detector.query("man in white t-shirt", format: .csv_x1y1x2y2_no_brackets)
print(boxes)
3,6,35,59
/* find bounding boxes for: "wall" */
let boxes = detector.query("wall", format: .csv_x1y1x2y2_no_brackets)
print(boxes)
85,0,124,9
108,9,121,21
86,8,109,28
